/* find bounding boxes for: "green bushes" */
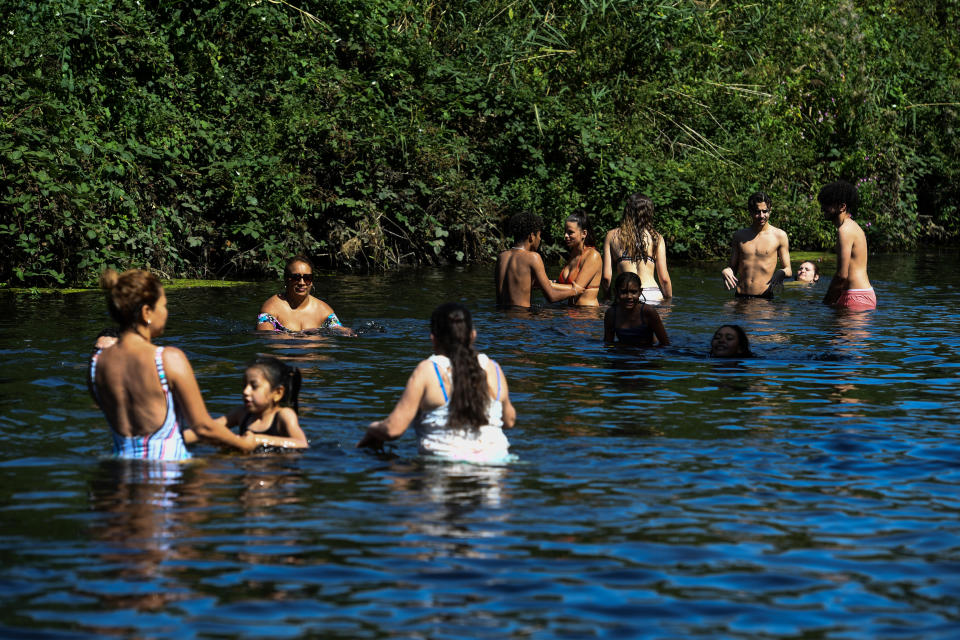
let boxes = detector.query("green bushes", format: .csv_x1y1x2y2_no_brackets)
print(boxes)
1,0,957,285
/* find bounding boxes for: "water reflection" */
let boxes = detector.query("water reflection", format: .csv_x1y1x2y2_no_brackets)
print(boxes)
385,460,510,559
87,460,197,613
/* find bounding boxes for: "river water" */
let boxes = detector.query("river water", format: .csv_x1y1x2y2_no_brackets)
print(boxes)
1,253,958,638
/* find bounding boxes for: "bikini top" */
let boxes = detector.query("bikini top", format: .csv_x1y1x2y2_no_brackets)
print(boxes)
258,311,342,332
616,251,655,265
414,354,504,434
89,346,192,461
557,252,600,288
235,411,284,437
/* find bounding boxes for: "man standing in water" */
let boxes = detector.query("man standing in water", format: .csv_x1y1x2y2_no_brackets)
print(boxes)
819,181,876,310
721,192,792,298
496,211,582,307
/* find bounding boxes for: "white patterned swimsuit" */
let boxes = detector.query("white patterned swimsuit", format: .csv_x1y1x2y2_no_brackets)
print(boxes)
413,354,512,464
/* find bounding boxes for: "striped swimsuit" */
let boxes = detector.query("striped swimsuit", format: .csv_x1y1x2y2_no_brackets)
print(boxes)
90,347,192,461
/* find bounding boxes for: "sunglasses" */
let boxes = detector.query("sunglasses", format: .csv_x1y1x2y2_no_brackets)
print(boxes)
285,272,313,283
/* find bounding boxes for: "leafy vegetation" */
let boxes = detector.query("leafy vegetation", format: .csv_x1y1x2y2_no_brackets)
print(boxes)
2,0,957,285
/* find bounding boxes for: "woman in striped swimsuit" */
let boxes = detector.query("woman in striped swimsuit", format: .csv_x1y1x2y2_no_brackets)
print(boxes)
90,269,256,460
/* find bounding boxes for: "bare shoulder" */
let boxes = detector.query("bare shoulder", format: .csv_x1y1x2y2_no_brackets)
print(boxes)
524,250,545,267
259,294,283,314
311,295,334,317
276,406,299,423
160,346,192,376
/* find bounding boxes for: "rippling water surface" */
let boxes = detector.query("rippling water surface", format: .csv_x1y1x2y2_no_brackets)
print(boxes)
1,253,959,638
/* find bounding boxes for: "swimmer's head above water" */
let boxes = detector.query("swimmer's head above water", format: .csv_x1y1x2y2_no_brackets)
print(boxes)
509,211,544,246
100,268,166,335
795,261,820,283
614,272,644,307
245,356,302,415
710,324,752,358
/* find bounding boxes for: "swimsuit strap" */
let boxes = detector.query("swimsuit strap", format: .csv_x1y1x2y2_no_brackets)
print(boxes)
431,360,449,403
89,349,102,404
155,347,170,392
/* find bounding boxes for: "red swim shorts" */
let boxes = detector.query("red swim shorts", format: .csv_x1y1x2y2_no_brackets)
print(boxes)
835,287,877,311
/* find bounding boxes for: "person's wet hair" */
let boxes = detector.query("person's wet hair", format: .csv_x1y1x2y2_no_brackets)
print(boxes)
430,302,488,430
509,211,544,244
711,324,753,357
818,181,859,216
620,193,660,259
566,210,595,247
248,356,302,414
99,269,163,329
747,191,772,213
95,326,119,340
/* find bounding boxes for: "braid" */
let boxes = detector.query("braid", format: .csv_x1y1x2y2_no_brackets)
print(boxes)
447,341,488,430
431,302,488,430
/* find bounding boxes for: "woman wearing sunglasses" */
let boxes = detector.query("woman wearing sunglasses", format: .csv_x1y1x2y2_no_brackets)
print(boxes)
257,256,355,335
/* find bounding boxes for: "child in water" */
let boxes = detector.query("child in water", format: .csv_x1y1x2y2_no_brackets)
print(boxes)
604,272,669,346
221,357,309,449
358,302,516,464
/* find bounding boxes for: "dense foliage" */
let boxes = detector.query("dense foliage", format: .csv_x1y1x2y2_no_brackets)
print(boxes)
2,0,957,285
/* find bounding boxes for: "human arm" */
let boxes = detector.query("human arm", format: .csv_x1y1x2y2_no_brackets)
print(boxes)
823,226,853,305
721,239,740,290
257,298,281,331
573,249,602,292
655,237,673,298
245,408,308,449
357,361,429,449
601,231,615,294
163,347,257,452
603,306,617,343
770,231,792,286
645,306,670,346
531,254,582,303
494,361,516,429
316,300,357,337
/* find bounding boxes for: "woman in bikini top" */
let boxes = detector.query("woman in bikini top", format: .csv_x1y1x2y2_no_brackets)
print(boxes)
256,255,356,335
601,193,673,303
556,211,602,306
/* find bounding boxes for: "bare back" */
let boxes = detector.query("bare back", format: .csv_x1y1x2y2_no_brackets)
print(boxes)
605,229,657,286
93,338,171,438
496,249,539,307
842,220,871,290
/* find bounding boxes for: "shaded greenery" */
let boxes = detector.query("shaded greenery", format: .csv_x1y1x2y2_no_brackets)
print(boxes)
2,0,957,285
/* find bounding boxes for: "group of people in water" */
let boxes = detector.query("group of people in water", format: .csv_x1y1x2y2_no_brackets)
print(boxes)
496,179,874,350
87,180,873,465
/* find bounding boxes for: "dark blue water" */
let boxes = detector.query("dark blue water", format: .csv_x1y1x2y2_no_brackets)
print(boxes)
1,253,959,638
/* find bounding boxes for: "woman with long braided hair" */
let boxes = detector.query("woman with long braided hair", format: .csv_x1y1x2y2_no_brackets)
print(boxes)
601,193,673,303
358,303,515,463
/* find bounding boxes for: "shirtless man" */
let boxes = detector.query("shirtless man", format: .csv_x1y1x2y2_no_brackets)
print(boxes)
495,211,582,308
721,192,792,299
819,181,876,310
